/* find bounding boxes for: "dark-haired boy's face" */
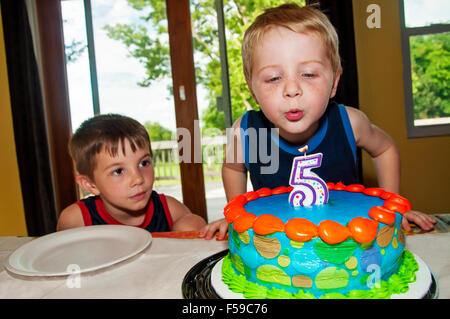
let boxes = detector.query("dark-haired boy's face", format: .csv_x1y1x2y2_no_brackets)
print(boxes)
88,140,154,216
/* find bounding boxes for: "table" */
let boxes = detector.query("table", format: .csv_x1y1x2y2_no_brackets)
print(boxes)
0,231,448,299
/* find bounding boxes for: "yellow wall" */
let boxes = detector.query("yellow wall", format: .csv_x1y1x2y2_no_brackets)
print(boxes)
353,0,449,214
0,12,28,235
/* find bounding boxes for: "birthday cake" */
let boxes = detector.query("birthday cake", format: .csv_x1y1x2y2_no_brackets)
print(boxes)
221,183,421,299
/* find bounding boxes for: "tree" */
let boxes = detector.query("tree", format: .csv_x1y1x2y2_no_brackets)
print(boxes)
103,0,303,131
65,39,87,64
410,33,450,119
144,121,173,141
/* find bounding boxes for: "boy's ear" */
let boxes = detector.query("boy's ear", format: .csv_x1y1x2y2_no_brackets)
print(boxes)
329,71,341,98
75,175,100,196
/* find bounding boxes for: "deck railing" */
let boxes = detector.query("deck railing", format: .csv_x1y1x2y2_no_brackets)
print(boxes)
151,135,226,180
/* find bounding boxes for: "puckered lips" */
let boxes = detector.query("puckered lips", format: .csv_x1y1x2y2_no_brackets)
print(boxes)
285,108,304,121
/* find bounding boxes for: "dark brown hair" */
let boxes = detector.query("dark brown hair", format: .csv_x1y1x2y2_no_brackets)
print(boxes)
69,114,152,178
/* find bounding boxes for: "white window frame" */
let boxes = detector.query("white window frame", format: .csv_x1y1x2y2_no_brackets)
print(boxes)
399,0,450,138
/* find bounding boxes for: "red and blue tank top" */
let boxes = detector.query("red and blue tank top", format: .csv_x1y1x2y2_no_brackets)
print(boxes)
241,102,359,190
76,190,173,232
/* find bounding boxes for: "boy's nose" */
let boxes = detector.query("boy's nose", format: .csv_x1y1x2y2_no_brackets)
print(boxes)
284,79,302,98
131,169,144,186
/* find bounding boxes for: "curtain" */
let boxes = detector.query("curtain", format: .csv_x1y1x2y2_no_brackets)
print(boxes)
1,0,57,235
316,0,360,108
308,0,362,182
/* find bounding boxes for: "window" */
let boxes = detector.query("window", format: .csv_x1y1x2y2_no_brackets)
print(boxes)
399,0,450,138
61,0,176,133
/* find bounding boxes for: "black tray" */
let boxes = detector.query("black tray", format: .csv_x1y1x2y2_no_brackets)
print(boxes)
182,249,228,299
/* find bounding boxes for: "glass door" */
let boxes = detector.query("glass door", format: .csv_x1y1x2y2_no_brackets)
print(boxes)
61,0,181,200
190,0,303,222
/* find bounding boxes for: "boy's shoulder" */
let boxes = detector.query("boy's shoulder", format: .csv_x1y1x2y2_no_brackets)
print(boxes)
57,203,85,231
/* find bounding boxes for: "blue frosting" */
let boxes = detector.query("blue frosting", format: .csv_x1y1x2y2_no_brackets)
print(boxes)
244,190,386,225
228,190,406,298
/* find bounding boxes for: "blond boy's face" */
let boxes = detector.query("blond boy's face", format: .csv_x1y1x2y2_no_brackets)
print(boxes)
78,139,154,216
249,26,340,144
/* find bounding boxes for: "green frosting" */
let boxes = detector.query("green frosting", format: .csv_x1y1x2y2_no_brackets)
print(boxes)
256,265,291,286
292,290,315,299
228,273,247,293
244,281,268,299
315,267,349,290
221,250,419,299
230,254,244,275
229,227,241,249
314,239,358,264
320,293,347,299
266,287,293,299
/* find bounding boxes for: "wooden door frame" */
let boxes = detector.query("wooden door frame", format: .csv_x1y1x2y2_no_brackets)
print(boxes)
166,0,207,221
35,0,77,215
35,0,207,221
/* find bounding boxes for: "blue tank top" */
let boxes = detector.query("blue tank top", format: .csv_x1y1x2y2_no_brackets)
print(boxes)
241,102,359,190
76,190,173,232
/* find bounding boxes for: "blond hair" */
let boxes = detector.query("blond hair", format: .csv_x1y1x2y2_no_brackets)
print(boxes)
70,114,152,179
242,3,342,83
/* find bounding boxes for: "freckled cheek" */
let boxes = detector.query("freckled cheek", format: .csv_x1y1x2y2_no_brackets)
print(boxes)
144,166,155,186
256,90,280,110
102,181,127,198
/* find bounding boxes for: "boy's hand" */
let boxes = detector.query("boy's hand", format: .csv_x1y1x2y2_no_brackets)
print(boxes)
199,218,229,240
402,210,437,232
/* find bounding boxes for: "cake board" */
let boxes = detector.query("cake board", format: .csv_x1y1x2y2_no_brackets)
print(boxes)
182,249,438,299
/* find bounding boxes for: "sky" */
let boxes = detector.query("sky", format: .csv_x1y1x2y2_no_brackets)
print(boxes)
403,0,450,27
61,0,449,132
62,0,209,132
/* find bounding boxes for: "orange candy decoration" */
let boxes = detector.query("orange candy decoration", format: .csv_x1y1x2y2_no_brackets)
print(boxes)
224,205,246,223
233,212,256,232
253,214,285,235
363,188,384,197
384,195,411,213
368,206,396,224
230,194,248,205
285,218,318,242
347,217,379,243
383,200,408,214
244,191,259,201
318,220,350,244
272,186,290,195
345,184,365,192
257,188,272,197
334,182,346,190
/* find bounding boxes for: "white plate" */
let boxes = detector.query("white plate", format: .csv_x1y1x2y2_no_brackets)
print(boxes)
5,225,152,277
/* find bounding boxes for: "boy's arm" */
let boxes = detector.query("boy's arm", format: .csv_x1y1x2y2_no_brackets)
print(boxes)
166,195,206,231
199,117,248,240
222,164,248,201
346,106,437,231
57,204,85,231
346,106,400,193
222,116,248,201
199,161,246,240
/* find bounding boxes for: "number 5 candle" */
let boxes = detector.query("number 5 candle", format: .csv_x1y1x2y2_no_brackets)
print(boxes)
289,146,329,207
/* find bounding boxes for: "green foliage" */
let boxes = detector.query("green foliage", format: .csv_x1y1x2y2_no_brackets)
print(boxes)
65,39,86,63
103,0,305,130
410,32,450,119
143,121,173,141
103,0,171,87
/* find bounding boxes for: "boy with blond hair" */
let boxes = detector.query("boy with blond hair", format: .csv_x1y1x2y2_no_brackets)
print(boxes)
200,3,435,239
